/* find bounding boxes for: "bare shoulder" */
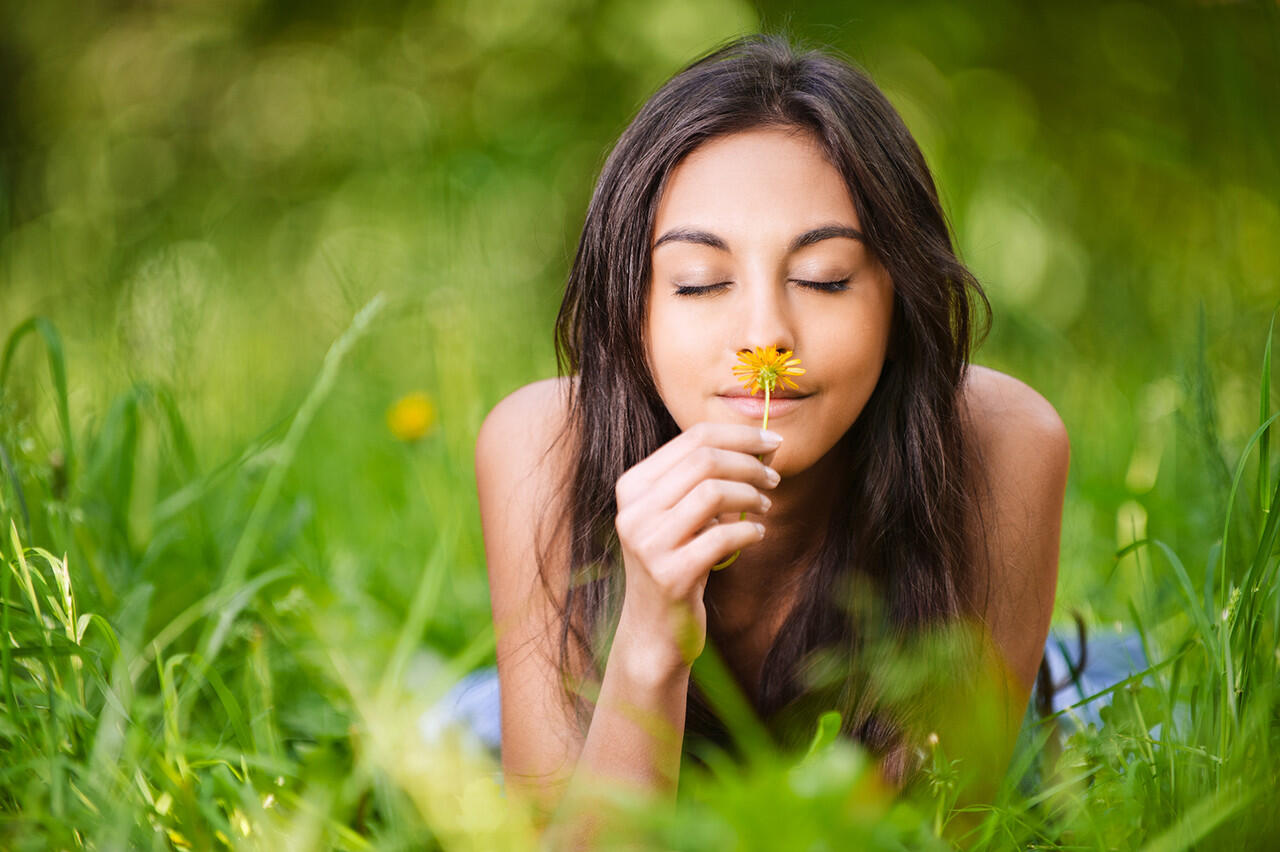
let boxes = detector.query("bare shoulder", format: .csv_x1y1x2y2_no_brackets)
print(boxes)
960,364,1070,454
476,375,576,477
958,364,1070,694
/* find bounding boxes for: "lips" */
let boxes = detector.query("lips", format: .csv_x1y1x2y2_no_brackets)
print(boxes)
717,393,809,418
718,388,808,399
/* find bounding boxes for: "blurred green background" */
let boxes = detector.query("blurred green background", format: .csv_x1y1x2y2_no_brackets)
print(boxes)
2,0,1278,665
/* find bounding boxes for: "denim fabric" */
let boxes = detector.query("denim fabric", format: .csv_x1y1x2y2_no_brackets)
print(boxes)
1040,625,1150,731
418,626,1152,760
418,667,504,756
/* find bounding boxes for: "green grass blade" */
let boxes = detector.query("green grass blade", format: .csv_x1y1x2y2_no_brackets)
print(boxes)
245,625,282,762
127,565,293,683
189,292,387,682
81,391,140,541
0,316,75,480
1259,304,1276,515
1188,304,1234,508
1149,539,1219,665
1216,411,1280,593
157,652,191,782
1233,469,1280,688
77,612,123,659
139,382,199,479
9,520,44,621
689,638,775,761
188,652,253,752
0,440,32,541
428,623,498,697
1246,467,1280,586
377,518,455,707
1,524,19,739
1139,778,1250,852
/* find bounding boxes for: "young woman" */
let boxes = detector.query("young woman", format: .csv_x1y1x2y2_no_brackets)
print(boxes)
474,33,1069,839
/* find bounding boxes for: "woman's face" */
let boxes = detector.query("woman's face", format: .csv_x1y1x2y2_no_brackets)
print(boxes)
645,126,895,477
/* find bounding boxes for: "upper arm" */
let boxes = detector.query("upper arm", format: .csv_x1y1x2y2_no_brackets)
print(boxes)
961,366,1070,700
475,376,584,823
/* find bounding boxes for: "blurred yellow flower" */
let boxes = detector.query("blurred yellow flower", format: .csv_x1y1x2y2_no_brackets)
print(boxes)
732,345,804,398
386,391,436,442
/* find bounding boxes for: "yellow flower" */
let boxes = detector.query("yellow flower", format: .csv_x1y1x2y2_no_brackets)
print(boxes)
713,346,803,572
732,345,805,397
386,391,436,442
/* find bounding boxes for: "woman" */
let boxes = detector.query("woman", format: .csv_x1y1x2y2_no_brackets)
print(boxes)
474,32,1069,840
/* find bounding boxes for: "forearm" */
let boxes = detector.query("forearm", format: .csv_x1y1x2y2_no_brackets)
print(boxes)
545,615,691,850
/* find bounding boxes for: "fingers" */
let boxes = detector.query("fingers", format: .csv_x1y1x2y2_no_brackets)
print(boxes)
680,519,766,569
615,422,782,505
642,445,779,513
650,478,772,552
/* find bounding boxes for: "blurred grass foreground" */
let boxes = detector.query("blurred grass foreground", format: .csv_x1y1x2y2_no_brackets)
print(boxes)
3,0,1280,849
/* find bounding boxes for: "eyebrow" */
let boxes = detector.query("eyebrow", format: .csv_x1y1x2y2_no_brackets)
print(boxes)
652,224,866,254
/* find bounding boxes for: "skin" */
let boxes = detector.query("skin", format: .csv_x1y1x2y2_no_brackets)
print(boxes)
644,126,897,682
477,126,1069,843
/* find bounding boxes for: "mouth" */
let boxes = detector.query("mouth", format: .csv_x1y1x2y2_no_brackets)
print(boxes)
718,388,810,400
717,392,810,418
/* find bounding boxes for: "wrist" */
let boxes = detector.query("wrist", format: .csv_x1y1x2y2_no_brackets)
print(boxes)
612,605,694,689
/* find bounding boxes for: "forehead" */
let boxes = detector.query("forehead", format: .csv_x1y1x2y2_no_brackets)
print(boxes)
652,127,859,242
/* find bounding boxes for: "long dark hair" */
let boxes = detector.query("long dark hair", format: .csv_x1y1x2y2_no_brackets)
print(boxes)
540,31,995,785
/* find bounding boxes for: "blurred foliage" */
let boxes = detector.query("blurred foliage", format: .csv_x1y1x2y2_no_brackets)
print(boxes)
0,0,1279,847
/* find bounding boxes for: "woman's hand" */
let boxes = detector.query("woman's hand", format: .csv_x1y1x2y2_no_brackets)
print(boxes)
611,422,782,679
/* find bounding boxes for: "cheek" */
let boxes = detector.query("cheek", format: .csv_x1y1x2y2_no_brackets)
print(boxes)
645,302,694,410
648,305,703,375
814,318,889,380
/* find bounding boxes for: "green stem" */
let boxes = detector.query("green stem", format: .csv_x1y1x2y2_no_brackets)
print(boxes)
711,383,771,571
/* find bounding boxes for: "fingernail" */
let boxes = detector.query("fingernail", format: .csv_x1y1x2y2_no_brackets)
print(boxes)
761,430,783,445
765,466,780,485
754,523,766,537
760,495,772,510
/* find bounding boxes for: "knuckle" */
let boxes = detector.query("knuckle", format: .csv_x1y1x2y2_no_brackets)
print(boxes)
692,446,717,478
615,470,634,499
614,508,637,540
635,527,662,559
692,479,721,509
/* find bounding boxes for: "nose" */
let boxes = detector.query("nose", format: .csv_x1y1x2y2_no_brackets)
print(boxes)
736,275,797,355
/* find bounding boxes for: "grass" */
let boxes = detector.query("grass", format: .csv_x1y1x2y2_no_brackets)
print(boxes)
1,301,1277,850
0,301,529,850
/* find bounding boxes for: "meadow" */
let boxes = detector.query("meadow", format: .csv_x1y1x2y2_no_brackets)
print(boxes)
2,1,1278,848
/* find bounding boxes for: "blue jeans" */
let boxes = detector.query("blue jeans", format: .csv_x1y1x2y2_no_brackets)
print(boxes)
419,627,1150,762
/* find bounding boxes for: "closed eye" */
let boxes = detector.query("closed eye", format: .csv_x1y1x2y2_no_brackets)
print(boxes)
673,278,851,297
